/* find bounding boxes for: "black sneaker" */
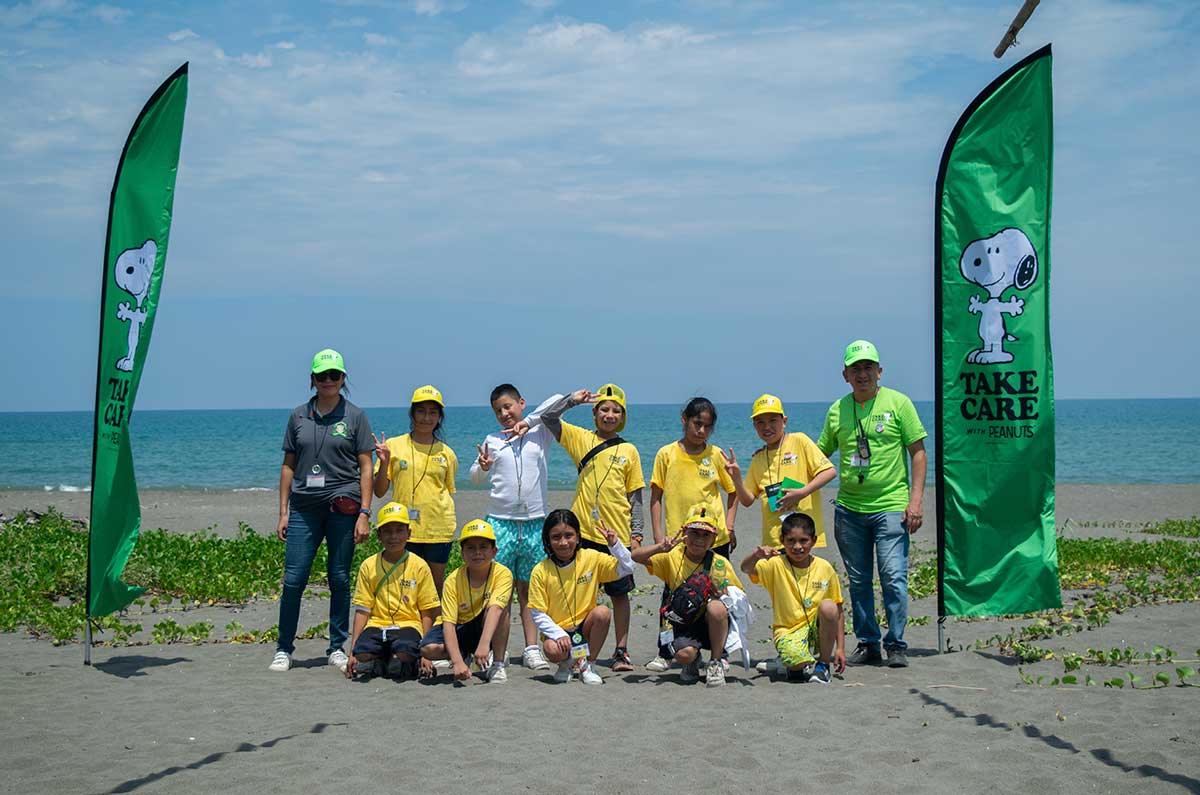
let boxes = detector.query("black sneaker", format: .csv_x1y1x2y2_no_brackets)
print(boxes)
847,643,883,666
810,661,832,685
886,647,909,668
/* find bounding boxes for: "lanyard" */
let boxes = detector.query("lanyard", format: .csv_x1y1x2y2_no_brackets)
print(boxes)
466,563,493,620
408,435,434,507
374,552,410,624
512,437,525,503
309,401,337,474
551,557,579,630
786,557,815,629
586,431,621,515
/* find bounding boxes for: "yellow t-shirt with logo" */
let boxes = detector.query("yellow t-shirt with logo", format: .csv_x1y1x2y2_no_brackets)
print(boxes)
745,432,835,548
527,548,620,630
643,544,744,592
750,554,842,641
558,422,645,545
375,434,458,543
650,442,735,546
351,551,441,632
441,562,514,626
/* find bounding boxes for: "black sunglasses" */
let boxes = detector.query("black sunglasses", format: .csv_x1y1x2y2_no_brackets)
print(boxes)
314,370,344,382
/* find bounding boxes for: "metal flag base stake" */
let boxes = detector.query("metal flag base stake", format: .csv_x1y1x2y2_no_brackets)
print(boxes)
937,615,946,654
84,620,93,666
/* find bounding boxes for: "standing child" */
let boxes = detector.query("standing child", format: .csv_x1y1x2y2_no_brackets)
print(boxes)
646,397,738,671
373,385,458,592
632,505,745,687
419,519,513,684
469,384,566,671
536,383,645,672
740,512,846,684
527,509,635,685
728,393,837,549
345,502,441,680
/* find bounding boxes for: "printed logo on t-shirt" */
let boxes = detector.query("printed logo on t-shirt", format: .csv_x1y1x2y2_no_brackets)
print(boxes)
698,468,715,479
576,571,594,585
701,457,712,467
399,460,409,470
332,421,348,438
458,602,469,612
783,452,798,464
431,455,447,466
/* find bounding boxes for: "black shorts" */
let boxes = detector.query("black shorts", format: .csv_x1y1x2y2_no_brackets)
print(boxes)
579,538,635,597
407,541,452,565
352,626,421,659
669,606,729,656
419,612,486,655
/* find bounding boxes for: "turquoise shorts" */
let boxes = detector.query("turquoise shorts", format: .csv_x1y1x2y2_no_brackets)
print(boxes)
489,516,545,583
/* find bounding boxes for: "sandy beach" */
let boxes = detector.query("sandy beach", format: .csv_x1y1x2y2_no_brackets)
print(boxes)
2,484,1199,793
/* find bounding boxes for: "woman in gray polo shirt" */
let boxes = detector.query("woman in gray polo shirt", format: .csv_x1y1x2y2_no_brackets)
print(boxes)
269,348,375,673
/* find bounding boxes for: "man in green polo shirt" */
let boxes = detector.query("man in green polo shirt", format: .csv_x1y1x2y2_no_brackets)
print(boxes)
818,340,927,668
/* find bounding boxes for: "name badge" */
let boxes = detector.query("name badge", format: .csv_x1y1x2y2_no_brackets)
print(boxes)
658,628,675,646
306,474,326,488
849,455,868,469
409,508,422,522
570,631,589,661
591,508,601,521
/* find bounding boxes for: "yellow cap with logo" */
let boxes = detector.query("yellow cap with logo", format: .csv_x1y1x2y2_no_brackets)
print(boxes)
682,504,718,534
376,501,411,527
459,519,496,544
410,384,445,407
594,383,627,432
750,393,785,418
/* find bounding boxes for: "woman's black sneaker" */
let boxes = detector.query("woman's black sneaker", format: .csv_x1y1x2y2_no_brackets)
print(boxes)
847,643,883,665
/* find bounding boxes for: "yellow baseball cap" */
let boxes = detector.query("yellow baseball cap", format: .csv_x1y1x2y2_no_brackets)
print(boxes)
311,348,345,374
682,504,718,534
843,339,880,366
459,519,496,544
750,393,785,418
410,384,444,407
376,502,411,527
594,383,627,432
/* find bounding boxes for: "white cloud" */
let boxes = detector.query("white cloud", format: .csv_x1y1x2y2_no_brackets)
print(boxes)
167,28,197,41
362,32,394,46
90,4,129,23
522,0,557,7
273,40,296,49
331,16,369,28
0,0,73,27
213,47,272,68
411,0,442,16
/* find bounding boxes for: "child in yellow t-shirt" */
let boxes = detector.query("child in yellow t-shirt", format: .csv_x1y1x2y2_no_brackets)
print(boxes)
740,512,845,684
419,519,514,684
538,383,645,673
372,385,459,591
527,509,634,685
727,393,837,548
346,502,442,680
632,505,745,688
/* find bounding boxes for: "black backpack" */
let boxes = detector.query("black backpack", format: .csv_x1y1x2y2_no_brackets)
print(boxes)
661,551,715,627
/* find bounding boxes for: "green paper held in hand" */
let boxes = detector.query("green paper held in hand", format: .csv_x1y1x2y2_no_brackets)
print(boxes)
935,45,1061,616
88,64,189,618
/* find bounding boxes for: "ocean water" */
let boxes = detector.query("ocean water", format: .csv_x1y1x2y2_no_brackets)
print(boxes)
1,399,1196,491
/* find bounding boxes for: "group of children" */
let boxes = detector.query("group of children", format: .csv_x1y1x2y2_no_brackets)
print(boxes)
345,382,846,686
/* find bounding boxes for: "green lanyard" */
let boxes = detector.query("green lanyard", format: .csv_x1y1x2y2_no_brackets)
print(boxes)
373,552,410,625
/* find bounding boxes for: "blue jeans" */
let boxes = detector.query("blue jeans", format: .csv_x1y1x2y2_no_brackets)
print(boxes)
833,505,909,650
276,505,356,656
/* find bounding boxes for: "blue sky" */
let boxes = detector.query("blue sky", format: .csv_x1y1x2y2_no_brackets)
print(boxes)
1,0,1196,411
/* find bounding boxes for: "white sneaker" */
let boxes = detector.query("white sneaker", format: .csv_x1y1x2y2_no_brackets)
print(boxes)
268,651,292,672
523,646,551,670
706,659,726,687
578,661,603,685
646,655,672,672
553,660,574,683
679,661,700,683
328,649,349,673
486,661,508,683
